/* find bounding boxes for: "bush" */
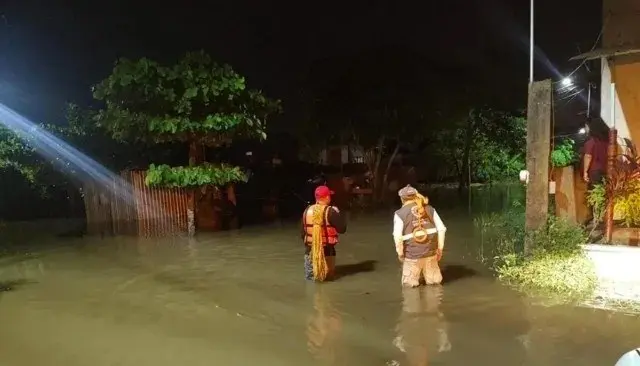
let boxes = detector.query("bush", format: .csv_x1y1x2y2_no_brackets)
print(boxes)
475,207,597,299
474,203,525,263
550,138,578,168
613,180,640,227
586,183,606,226
590,179,640,228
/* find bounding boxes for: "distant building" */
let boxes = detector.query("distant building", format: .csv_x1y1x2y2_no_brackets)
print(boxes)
573,0,640,150
317,145,365,166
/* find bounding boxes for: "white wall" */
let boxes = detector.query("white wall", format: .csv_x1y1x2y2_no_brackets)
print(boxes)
600,59,630,140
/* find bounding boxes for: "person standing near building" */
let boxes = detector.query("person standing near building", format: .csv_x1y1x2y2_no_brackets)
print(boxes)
582,119,609,189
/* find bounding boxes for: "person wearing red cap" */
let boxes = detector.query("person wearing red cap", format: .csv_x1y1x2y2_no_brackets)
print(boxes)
301,185,347,281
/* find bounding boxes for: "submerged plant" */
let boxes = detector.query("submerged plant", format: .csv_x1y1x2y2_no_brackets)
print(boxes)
475,208,597,299
473,202,525,263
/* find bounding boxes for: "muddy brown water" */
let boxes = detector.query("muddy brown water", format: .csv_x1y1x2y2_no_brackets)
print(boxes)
1,188,639,365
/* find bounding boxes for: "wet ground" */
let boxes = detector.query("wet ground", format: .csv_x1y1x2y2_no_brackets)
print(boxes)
1,190,640,365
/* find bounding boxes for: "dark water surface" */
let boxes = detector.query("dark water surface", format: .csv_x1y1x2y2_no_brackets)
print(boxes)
1,187,639,365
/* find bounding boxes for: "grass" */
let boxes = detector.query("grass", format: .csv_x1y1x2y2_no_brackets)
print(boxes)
474,204,598,300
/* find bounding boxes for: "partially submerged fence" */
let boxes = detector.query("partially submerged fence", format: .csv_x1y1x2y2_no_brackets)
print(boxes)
129,170,189,237
83,170,188,237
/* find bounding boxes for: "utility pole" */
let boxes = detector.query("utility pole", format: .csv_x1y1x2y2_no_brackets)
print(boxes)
525,80,552,255
524,0,552,254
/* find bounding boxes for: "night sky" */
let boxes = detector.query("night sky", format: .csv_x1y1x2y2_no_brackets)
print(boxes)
1,0,601,128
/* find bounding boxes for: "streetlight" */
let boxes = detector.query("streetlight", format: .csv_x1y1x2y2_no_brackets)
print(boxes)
561,77,573,87
578,127,587,135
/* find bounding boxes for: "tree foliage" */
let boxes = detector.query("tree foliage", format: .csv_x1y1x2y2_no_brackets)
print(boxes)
0,125,40,184
93,51,280,146
93,51,281,188
145,163,247,188
296,48,526,188
420,106,526,184
0,105,108,194
550,138,577,168
471,110,526,182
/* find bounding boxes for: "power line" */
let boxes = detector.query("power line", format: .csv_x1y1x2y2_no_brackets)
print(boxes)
554,14,610,84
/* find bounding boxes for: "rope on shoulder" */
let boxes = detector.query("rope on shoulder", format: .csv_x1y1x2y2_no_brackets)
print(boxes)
410,193,434,244
311,204,329,281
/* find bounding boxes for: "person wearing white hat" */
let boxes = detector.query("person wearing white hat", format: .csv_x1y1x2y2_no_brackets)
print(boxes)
392,185,447,287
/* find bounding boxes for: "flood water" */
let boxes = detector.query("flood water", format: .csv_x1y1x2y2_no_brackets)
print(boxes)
1,186,639,365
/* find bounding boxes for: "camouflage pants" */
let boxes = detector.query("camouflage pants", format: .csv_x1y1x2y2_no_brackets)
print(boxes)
304,254,336,281
401,256,442,287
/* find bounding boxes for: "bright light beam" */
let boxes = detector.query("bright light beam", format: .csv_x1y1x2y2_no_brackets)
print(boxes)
0,102,130,192
0,102,171,228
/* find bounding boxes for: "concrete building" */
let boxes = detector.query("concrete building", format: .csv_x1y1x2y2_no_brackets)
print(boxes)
573,0,640,150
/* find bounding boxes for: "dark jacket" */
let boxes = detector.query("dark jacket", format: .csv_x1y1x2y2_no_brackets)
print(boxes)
395,202,438,259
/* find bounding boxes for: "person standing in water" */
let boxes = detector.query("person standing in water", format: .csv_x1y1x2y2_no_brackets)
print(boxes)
393,185,447,287
301,185,347,281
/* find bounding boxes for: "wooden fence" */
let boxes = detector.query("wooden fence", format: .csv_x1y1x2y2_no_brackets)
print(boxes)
83,170,188,237
129,170,188,237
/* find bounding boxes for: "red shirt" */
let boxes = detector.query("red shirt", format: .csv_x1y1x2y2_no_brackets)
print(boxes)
583,137,608,173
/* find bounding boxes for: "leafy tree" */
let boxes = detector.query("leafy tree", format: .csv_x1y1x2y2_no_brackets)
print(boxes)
472,111,526,183
296,47,526,194
426,107,525,186
474,137,526,182
0,125,40,184
0,103,124,207
92,51,280,233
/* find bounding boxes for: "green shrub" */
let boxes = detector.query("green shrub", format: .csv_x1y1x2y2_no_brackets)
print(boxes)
612,180,640,228
474,203,525,262
475,207,597,299
550,138,578,168
586,183,606,226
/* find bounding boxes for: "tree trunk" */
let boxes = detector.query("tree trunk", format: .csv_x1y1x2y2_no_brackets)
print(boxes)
459,111,475,192
372,135,385,203
187,140,204,236
382,139,401,204
453,157,462,182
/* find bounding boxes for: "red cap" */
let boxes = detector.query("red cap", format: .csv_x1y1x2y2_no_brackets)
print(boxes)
314,185,334,199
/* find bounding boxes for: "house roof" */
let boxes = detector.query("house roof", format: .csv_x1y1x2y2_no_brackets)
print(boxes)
570,45,640,61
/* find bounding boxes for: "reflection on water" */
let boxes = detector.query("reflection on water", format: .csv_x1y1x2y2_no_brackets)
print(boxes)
0,185,638,365
392,286,450,366
306,285,344,365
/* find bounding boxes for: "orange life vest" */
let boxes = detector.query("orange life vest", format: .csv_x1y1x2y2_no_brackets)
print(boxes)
302,204,339,245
